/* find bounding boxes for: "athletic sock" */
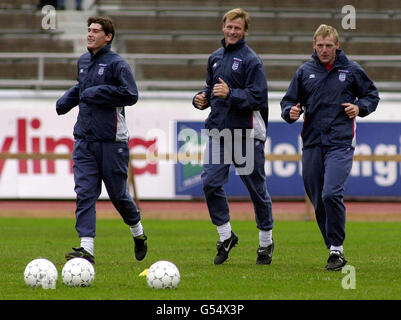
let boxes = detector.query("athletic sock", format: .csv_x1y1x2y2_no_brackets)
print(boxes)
80,237,94,256
130,221,144,238
259,229,273,247
217,221,232,242
330,245,343,253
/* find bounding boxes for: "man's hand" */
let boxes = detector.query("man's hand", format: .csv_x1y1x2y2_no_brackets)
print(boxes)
194,92,208,109
342,103,359,119
289,103,302,121
213,78,230,99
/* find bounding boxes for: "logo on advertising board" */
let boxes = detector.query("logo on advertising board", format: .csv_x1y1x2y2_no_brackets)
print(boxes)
175,122,206,195
174,121,401,197
175,121,246,196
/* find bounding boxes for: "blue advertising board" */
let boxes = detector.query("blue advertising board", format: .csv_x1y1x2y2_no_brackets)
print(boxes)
175,121,401,197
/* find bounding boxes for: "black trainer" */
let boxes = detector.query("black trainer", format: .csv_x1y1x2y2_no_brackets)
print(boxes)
65,247,95,265
214,231,239,265
134,234,148,261
325,250,347,271
256,240,274,265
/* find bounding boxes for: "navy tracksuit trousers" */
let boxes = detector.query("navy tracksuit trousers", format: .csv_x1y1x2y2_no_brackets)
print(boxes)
201,136,274,231
72,139,141,237
302,145,354,248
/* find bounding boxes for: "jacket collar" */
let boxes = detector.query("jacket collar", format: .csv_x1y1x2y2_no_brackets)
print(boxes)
312,49,349,68
221,37,246,52
89,43,111,60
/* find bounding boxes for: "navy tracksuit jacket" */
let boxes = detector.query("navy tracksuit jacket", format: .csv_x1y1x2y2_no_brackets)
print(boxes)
281,49,380,247
193,38,274,231
56,44,140,237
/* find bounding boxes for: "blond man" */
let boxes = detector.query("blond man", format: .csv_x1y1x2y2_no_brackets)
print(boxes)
281,24,379,270
193,8,274,265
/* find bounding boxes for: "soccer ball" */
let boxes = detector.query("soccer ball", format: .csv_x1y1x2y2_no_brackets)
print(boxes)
62,258,95,287
146,260,180,289
24,258,58,288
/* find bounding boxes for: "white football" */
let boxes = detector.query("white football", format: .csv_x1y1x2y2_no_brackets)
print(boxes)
24,258,58,288
62,258,95,287
146,260,180,289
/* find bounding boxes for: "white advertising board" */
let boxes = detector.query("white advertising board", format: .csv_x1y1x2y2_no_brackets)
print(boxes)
0,92,202,199
0,90,399,199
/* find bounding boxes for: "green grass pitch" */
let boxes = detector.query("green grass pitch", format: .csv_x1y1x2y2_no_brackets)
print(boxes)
0,217,400,300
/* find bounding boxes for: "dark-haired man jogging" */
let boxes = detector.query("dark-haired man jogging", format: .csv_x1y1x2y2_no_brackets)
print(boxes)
56,17,147,264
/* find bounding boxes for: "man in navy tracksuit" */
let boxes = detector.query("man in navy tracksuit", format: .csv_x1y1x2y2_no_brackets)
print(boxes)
281,24,379,270
56,17,147,264
193,8,274,265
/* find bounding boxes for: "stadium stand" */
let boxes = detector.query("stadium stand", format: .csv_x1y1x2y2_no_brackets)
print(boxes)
0,0,38,9
0,1,75,87
1,0,401,91
96,0,401,91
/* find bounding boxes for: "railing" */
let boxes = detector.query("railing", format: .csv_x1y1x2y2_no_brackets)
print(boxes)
1,52,401,91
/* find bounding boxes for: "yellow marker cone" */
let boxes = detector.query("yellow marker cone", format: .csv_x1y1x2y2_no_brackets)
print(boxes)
139,268,149,277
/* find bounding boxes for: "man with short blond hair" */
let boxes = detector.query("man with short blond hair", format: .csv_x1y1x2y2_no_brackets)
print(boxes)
193,8,274,266
281,24,379,271
222,7,250,31
313,24,339,44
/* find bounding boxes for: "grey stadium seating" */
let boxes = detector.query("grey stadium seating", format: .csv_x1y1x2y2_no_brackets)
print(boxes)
1,0,401,91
